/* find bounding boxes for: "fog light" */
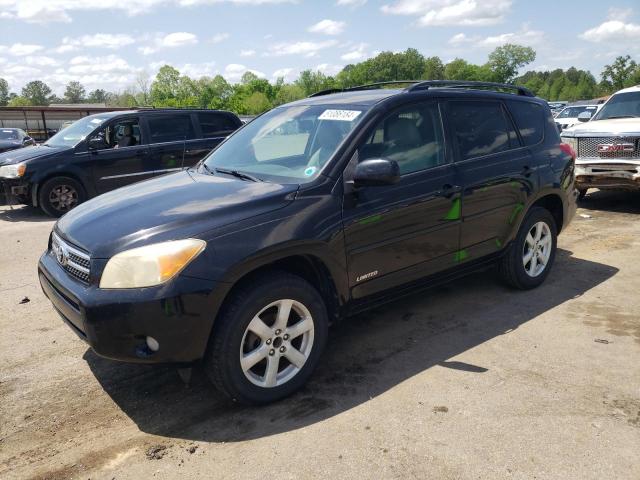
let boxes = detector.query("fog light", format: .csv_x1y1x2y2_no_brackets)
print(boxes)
146,336,160,352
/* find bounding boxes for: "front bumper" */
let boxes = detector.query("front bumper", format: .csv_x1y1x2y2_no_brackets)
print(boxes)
0,178,30,205
38,249,225,364
575,159,640,190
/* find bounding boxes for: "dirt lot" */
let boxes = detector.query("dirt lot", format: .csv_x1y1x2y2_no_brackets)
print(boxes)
1,191,639,480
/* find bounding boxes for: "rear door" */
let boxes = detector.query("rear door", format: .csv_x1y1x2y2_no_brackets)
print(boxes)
446,100,532,262
142,113,199,175
194,111,240,160
342,101,462,299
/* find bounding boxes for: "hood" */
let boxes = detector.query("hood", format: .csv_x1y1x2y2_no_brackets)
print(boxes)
562,118,640,137
0,144,67,165
56,170,299,258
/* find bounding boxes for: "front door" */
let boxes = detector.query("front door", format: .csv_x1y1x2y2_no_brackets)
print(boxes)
342,101,462,300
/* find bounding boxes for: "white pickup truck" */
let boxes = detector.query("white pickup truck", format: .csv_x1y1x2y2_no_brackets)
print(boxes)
561,85,640,199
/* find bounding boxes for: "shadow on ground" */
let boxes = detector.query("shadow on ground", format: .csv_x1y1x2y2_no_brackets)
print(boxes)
578,190,640,214
0,204,52,223
85,247,617,443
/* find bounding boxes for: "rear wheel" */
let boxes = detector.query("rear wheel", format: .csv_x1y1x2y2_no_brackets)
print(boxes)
205,272,328,405
498,207,557,290
39,176,86,217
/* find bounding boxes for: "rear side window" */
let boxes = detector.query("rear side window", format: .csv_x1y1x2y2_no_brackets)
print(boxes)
506,101,544,146
449,101,519,160
197,113,238,138
147,114,196,143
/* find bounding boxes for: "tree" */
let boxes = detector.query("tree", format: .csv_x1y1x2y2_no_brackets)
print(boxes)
601,55,638,91
64,81,86,103
21,80,53,105
0,78,9,106
136,71,151,105
8,96,31,106
87,89,108,103
423,56,445,80
486,44,536,83
150,65,181,105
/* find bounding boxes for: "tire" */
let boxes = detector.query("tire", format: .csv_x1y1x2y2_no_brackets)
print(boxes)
205,272,329,405
577,188,588,201
39,176,86,218
498,206,558,290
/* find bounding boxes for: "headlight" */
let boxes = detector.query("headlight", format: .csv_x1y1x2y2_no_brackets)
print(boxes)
0,162,26,178
99,239,206,289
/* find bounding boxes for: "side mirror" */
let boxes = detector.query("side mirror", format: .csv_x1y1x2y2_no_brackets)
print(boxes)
88,136,107,150
353,158,400,187
577,111,592,122
23,136,32,145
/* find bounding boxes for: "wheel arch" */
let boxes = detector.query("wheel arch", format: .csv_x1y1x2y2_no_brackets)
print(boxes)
31,171,89,208
529,193,564,233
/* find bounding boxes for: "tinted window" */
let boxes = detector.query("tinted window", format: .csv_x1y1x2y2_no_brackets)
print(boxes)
147,115,196,143
507,101,544,146
198,112,238,138
359,103,446,175
449,101,519,160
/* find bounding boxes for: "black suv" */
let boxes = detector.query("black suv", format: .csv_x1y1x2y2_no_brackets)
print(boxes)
38,81,577,404
0,109,241,216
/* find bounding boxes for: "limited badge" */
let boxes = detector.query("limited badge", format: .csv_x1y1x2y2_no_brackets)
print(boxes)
304,166,317,176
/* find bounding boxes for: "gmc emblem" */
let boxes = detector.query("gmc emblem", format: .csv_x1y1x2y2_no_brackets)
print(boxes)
597,142,634,153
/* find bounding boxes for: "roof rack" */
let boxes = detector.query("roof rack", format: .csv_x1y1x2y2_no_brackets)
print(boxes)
405,80,534,97
308,80,534,98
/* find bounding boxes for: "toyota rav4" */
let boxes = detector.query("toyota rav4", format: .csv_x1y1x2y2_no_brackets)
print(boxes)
39,81,577,405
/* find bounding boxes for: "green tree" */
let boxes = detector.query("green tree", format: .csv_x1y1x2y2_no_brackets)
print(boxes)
8,96,31,106
150,65,181,105
601,55,638,91
0,78,9,106
21,80,53,105
87,89,108,103
274,84,305,106
243,91,272,114
423,56,445,80
64,81,86,103
486,44,536,83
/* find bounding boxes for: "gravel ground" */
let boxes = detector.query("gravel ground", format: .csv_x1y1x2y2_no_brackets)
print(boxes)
0,190,638,480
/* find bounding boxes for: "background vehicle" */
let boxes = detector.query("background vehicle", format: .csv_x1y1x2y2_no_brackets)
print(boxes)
555,104,598,130
0,128,35,153
39,81,577,405
561,85,640,199
548,101,568,117
0,109,242,216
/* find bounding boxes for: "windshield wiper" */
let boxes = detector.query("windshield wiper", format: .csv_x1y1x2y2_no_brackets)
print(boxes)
200,163,215,175
214,167,261,182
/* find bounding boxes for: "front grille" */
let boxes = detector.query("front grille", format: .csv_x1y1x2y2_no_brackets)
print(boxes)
51,233,91,284
577,136,639,159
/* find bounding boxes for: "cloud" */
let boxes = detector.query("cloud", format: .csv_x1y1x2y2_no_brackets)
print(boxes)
138,32,199,55
381,0,512,27
308,19,347,35
210,33,230,44
341,42,368,61
0,43,45,56
240,49,256,57
266,40,339,57
24,55,60,67
336,0,367,6
449,25,544,48
271,67,297,81
179,61,218,78
67,55,133,74
55,33,136,53
224,63,266,82
580,20,640,43
315,63,343,75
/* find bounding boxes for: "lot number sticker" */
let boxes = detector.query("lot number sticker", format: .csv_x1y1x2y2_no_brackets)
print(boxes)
319,109,362,122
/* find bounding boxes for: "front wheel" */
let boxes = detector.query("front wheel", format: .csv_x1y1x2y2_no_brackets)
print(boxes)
204,272,328,405
498,207,558,290
38,176,86,217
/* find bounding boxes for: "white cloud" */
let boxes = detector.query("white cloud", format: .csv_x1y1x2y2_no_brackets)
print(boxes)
240,49,256,57
336,0,367,6
341,42,368,61
179,61,218,78
580,20,640,43
67,55,133,74
55,34,136,53
381,0,512,27
138,32,199,55
210,33,230,44
24,55,60,67
272,67,297,81
224,63,266,82
449,25,544,48
0,43,45,56
308,19,347,35
266,40,339,57
315,63,343,75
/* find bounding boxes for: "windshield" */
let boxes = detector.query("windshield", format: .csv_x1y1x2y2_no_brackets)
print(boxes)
0,129,19,140
201,105,365,183
557,106,597,118
593,92,640,120
45,115,110,148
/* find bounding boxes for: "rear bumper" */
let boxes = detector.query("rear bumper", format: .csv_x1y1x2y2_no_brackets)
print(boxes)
38,250,225,364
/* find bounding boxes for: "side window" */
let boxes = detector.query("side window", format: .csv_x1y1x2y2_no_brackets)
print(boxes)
359,103,447,175
197,113,237,138
506,100,544,146
449,101,520,160
101,119,141,149
147,115,196,143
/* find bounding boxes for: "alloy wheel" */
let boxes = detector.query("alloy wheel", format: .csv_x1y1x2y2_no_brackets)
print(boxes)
49,185,79,212
522,221,552,277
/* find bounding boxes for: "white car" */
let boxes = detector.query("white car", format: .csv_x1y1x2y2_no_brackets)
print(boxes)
561,85,640,199
555,104,599,130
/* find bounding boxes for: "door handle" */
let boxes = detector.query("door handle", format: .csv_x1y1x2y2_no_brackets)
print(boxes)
438,184,461,198
521,165,533,177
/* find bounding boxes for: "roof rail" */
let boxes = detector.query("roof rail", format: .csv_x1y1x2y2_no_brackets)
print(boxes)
405,80,534,97
308,80,422,97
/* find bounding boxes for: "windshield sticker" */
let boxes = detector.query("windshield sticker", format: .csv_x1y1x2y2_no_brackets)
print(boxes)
304,166,317,176
318,109,362,122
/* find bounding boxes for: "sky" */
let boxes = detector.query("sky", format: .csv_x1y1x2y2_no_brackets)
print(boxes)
1,0,639,95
